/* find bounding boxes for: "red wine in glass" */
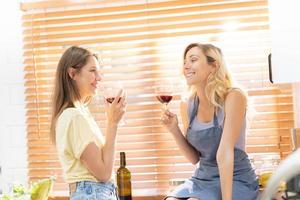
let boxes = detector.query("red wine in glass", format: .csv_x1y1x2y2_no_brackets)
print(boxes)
156,95,172,104
156,95,173,109
106,97,122,104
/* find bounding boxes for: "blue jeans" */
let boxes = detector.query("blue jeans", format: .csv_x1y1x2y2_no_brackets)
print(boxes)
70,181,119,200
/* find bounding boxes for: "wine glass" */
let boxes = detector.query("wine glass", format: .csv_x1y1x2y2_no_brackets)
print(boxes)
154,79,174,110
99,81,126,126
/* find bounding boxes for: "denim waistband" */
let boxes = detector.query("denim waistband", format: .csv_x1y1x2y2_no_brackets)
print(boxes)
76,181,117,190
70,181,119,200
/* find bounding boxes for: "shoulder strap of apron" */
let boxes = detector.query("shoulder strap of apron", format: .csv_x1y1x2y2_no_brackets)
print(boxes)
188,94,199,128
213,110,219,127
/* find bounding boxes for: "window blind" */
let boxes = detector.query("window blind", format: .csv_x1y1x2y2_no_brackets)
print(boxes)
21,0,294,196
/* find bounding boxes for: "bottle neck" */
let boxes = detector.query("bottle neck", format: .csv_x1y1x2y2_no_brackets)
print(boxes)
120,152,126,167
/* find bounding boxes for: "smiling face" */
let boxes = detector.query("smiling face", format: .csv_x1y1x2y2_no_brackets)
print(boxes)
72,55,102,100
183,46,215,86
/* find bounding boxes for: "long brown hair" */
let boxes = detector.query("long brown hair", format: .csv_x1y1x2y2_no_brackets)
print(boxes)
50,46,97,144
183,43,233,109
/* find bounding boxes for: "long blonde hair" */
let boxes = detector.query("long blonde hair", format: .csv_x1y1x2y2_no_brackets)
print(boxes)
183,43,233,109
50,46,97,144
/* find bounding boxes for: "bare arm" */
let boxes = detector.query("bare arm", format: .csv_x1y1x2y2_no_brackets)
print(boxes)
216,89,247,200
161,100,199,165
80,90,126,182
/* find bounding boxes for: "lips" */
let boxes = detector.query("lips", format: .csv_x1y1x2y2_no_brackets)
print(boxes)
185,72,195,78
91,83,98,89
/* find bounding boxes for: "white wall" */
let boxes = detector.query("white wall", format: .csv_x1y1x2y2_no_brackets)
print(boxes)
0,0,28,185
268,0,300,83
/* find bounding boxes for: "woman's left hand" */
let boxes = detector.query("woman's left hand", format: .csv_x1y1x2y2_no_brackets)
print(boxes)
161,109,179,133
104,89,126,126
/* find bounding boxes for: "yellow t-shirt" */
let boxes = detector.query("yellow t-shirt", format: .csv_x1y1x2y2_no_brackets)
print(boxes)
55,106,105,183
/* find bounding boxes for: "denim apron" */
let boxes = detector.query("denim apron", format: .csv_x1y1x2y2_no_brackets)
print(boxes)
70,181,119,200
166,96,259,200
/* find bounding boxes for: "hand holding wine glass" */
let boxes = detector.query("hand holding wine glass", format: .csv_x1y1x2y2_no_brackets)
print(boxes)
101,81,127,126
161,109,179,133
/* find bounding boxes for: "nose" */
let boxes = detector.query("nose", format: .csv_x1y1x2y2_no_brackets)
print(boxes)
96,71,102,81
184,61,190,69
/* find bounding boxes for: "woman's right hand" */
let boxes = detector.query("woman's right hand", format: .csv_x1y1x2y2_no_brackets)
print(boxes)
161,109,179,133
104,89,126,126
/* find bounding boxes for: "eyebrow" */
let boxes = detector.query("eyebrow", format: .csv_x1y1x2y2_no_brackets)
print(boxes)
89,66,97,69
189,55,200,58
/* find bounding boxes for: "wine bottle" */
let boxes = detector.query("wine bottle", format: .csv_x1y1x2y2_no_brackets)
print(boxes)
117,152,132,200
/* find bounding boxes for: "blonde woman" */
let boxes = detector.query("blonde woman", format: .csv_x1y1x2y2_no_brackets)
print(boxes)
50,46,126,200
162,43,259,200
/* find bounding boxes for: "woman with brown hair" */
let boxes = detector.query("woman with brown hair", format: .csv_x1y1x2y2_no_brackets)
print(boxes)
50,46,126,199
